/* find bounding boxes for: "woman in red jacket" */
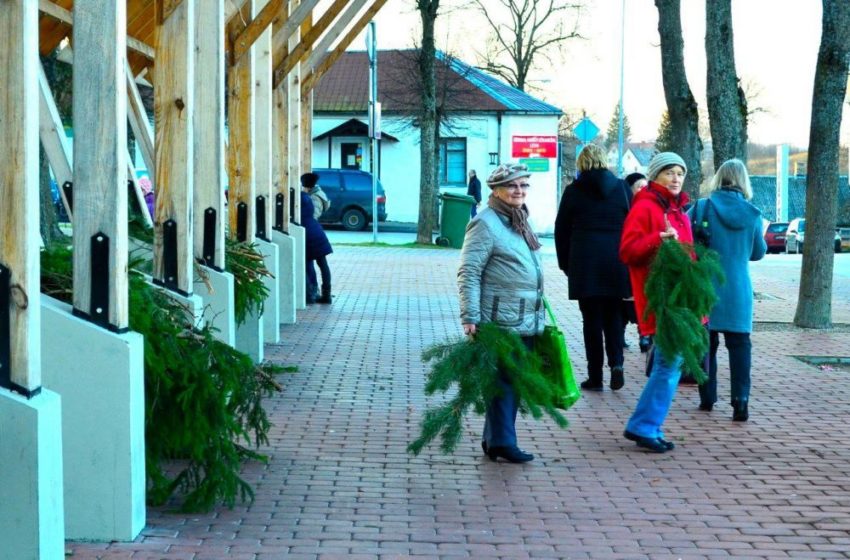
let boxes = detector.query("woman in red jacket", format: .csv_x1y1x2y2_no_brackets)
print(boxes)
619,152,693,453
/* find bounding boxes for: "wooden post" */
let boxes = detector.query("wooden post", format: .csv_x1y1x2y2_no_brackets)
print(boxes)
299,13,313,173
288,0,302,221
153,0,195,295
193,0,226,269
273,83,290,232
72,0,129,331
227,0,256,242
254,0,274,240
0,0,41,393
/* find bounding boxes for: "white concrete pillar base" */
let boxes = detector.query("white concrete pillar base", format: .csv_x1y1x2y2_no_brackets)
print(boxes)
235,310,264,363
289,223,306,310
272,230,297,325
256,238,280,344
40,295,145,541
195,266,236,346
0,389,65,560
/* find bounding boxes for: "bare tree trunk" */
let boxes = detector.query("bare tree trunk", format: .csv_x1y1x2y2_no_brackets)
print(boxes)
705,0,747,168
655,0,702,198
416,0,440,244
794,0,850,328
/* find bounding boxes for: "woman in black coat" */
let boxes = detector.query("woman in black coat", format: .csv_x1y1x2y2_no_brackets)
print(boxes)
300,173,334,304
554,145,632,391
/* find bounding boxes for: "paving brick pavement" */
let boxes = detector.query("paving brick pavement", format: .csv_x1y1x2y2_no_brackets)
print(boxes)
66,249,850,560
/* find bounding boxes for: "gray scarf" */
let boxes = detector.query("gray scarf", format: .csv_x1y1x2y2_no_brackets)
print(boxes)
487,194,541,251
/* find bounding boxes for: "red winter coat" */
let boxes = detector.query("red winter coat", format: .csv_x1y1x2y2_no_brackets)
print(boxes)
619,182,693,336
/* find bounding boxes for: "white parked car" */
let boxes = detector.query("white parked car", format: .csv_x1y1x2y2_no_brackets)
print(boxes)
785,218,842,253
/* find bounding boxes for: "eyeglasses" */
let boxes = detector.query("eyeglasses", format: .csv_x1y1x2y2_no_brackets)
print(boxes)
504,183,531,191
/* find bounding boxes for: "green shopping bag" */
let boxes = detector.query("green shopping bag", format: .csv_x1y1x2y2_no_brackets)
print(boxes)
536,297,580,410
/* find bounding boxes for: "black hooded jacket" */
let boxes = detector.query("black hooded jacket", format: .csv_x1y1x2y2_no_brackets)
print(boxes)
554,168,632,300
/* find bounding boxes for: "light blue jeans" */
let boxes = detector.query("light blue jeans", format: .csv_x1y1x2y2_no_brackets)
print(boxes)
626,347,682,439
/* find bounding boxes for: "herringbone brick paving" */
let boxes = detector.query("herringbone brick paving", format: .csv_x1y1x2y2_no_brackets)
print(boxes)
67,248,850,559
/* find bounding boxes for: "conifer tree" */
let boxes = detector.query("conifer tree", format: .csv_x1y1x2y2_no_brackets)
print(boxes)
656,110,674,153
606,104,631,149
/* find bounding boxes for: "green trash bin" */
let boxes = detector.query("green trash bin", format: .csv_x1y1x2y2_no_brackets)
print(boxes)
436,192,476,248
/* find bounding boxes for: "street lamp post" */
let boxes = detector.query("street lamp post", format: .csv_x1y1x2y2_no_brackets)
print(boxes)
617,0,626,177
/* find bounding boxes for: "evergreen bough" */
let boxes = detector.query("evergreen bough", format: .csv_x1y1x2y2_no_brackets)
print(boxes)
408,323,569,456
40,244,288,512
644,241,725,384
224,237,272,325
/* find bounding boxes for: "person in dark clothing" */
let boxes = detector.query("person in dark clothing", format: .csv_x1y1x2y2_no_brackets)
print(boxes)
467,169,482,217
625,172,647,196
689,159,766,421
300,173,333,304
554,144,632,391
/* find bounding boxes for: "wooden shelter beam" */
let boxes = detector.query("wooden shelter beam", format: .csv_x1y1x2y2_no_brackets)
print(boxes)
193,0,227,268
302,0,388,93
299,13,313,173
39,0,156,60
0,0,41,393
231,0,283,64
227,0,256,241
71,0,129,331
286,0,302,219
153,0,195,294
273,0,348,88
270,0,321,73
37,61,74,221
126,62,155,189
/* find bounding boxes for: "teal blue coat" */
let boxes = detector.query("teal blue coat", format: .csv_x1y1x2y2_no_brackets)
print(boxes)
688,188,766,333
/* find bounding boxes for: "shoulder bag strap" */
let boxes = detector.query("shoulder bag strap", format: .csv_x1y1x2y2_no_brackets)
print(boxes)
542,296,557,326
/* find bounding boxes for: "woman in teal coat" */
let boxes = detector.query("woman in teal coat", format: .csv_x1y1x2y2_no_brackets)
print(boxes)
688,159,766,421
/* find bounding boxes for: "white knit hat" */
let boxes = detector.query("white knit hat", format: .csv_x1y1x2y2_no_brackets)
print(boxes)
646,152,687,181
487,163,532,187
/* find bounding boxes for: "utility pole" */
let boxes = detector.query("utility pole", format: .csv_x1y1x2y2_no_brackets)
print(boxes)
366,21,379,243
617,0,626,176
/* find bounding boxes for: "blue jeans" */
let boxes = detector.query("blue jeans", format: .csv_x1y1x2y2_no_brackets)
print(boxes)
699,331,752,406
482,336,533,448
626,347,682,439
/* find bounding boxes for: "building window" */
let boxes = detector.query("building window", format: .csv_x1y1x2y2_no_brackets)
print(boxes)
439,138,467,186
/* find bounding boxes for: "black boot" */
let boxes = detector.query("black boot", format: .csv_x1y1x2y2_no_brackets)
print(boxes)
316,285,332,304
732,399,749,421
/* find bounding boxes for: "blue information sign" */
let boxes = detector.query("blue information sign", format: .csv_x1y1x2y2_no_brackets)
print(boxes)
573,117,600,143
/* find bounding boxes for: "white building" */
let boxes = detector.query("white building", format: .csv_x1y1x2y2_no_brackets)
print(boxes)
312,50,563,232
606,142,657,176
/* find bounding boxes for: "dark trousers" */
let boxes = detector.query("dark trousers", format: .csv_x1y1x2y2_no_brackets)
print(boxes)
483,337,533,448
306,254,331,298
470,204,478,218
699,330,752,406
578,297,624,382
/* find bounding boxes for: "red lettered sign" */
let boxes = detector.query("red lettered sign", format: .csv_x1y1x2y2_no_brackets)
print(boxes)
512,135,558,159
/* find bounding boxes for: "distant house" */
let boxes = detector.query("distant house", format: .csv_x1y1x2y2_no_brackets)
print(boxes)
312,50,563,231
606,142,656,175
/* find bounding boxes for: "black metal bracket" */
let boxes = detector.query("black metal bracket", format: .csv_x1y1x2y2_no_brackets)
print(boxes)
201,207,222,271
255,195,268,240
62,181,74,212
237,202,248,242
289,187,299,225
89,232,111,329
273,193,285,232
0,264,11,392
162,220,179,290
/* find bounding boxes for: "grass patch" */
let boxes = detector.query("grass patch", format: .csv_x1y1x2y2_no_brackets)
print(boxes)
793,356,850,373
336,241,453,249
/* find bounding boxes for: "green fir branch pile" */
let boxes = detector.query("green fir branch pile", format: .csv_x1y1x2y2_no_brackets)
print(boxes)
408,323,569,456
40,243,288,512
644,241,725,384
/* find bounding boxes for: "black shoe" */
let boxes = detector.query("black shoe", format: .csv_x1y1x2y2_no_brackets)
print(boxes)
610,366,624,391
316,286,333,304
623,430,669,453
487,446,534,463
580,379,604,391
639,335,653,353
732,400,749,421
699,402,713,411
657,437,675,450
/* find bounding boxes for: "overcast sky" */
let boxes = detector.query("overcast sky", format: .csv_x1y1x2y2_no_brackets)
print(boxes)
349,0,830,147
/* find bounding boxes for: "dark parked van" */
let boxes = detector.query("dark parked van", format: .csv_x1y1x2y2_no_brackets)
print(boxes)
312,168,387,230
